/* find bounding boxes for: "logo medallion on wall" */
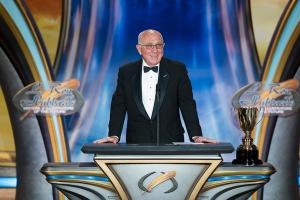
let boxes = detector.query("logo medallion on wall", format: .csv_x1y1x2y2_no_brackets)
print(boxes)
13,79,84,120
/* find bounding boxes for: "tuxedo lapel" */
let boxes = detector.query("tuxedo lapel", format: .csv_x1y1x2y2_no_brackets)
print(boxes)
131,60,150,120
151,58,169,120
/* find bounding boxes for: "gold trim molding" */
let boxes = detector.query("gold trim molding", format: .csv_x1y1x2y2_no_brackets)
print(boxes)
95,159,221,200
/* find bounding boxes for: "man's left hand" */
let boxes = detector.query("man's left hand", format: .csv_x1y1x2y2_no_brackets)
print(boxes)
193,136,218,143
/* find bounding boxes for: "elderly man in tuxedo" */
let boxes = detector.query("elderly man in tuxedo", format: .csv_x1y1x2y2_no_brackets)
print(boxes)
94,29,217,144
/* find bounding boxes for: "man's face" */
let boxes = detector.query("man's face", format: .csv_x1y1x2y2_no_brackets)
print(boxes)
136,32,164,67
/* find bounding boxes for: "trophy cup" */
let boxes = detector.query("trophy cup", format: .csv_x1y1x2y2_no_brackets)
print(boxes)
232,107,262,165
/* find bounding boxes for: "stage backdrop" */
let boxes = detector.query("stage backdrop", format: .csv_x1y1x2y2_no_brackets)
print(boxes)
52,0,260,161
0,0,292,163
3,0,300,199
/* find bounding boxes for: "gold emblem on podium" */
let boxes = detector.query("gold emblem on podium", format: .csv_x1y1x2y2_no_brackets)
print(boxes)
138,171,178,193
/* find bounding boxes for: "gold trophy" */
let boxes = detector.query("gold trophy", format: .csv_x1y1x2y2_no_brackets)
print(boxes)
232,107,262,165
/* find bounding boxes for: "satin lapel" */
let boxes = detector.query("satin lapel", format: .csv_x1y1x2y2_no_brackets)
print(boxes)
131,62,150,120
151,60,169,120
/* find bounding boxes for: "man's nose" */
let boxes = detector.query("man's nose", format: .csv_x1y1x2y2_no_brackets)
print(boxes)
151,47,158,52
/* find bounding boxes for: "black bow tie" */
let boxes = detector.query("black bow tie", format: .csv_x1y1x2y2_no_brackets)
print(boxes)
144,66,158,73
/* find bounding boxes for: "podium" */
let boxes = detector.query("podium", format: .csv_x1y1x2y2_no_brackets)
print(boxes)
41,143,275,200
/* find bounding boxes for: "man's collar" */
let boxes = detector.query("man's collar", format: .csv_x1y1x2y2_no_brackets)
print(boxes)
142,59,160,68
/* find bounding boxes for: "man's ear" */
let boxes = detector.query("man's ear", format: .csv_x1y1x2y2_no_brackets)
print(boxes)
136,45,142,55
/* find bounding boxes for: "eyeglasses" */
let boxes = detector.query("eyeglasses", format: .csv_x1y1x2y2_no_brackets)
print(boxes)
139,43,165,50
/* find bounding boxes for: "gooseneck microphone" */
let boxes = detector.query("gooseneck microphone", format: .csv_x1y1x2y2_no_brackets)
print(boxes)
156,84,160,145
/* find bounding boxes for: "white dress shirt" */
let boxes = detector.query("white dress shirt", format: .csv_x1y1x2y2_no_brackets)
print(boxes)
141,60,159,118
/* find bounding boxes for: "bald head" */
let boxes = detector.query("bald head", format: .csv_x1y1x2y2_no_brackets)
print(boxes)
138,29,164,44
136,29,164,66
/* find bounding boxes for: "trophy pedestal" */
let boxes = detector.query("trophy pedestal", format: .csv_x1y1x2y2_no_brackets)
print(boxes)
232,144,262,165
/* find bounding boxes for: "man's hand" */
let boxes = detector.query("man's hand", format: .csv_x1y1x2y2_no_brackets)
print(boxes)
93,136,119,144
193,136,218,143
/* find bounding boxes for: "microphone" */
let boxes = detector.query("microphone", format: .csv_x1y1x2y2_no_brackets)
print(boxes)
156,84,160,145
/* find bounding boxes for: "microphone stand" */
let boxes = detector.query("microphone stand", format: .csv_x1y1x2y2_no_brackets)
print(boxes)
156,84,160,146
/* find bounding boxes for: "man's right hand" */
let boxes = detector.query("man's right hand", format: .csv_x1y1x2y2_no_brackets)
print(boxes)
93,136,119,144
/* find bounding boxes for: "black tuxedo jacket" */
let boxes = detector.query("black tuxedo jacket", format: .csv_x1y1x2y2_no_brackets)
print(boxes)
108,57,202,143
